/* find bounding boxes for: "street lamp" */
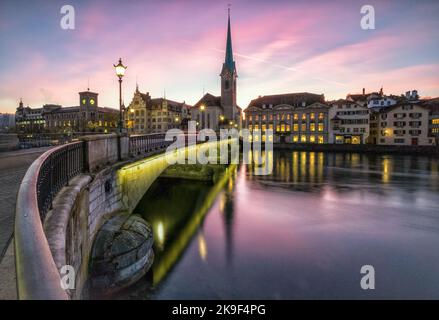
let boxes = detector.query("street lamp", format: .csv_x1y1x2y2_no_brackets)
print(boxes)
114,58,127,132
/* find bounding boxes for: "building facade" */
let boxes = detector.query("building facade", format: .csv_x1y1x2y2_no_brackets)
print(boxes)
15,90,119,134
245,93,330,143
369,103,434,146
328,99,370,144
124,86,190,134
422,98,439,144
192,9,242,131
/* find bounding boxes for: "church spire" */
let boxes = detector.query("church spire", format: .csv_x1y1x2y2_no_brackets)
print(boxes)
223,5,236,74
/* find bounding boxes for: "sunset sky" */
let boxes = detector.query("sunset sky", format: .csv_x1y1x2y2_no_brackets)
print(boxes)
1,0,438,113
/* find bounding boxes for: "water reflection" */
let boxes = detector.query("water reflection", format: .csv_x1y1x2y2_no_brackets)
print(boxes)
119,151,439,299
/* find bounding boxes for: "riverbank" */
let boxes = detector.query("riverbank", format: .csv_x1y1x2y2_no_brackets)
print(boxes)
273,143,439,157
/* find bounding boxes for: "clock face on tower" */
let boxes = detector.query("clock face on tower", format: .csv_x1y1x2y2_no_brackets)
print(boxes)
82,98,86,105
90,99,95,105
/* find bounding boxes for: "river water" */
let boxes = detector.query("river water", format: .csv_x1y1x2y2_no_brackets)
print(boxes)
123,151,439,299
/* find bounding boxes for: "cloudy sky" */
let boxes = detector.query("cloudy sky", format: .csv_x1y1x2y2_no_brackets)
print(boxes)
0,0,438,113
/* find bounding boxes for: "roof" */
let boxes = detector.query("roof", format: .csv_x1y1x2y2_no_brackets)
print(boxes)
371,101,429,113
221,10,236,75
193,93,222,108
421,97,439,114
247,92,325,109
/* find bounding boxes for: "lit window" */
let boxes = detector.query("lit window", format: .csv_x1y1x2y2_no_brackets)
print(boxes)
301,135,307,142
301,124,306,131
281,124,285,132
294,114,299,121
286,124,290,131
310,135,316,143
310,113,315,120
318,136,324,144
318,123,324,132
276,125,280,132
293,135,299,142
302,114,307,121
310,123,316,131
262,124,266,131
293,124,299,131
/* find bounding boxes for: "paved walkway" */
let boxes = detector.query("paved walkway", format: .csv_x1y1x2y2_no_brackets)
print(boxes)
0,147,51,299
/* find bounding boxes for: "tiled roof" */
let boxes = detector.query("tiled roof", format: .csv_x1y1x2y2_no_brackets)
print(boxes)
194,93,222,108
247,92,324,108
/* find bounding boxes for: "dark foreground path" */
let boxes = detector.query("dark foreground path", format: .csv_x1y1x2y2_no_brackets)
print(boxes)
0,147,51,299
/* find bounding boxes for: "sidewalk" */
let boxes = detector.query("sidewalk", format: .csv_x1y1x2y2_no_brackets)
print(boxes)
0,146,51,299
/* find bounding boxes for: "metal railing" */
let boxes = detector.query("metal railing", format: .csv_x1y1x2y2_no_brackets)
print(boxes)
36,142,85,221
15,142,86,299
129,133,172,156
15,133,171,299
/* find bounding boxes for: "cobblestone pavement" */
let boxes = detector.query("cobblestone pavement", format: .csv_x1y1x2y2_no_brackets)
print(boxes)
0,147,51,299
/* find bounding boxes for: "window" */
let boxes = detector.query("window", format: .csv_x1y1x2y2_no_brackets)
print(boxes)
310,123,316,131
309,135,316,143
301,135,307,143
294,114,299,121
301,123,307,131
286,124,290,131
394,138,405,144
302,114,307,121
319,113,324,121
310,113,315,120
318,136,324,144
432,119,439,125
318,123,324,132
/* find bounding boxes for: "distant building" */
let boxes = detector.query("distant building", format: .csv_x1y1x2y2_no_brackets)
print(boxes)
244,92,329,143
369,102,434,146
15,90,119,134
192,9,242,131
124,86,191,134
0,113,15,132
328,99,370,144
422,97,439,144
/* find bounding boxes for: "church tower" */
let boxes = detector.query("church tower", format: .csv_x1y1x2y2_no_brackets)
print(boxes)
220,8,237,121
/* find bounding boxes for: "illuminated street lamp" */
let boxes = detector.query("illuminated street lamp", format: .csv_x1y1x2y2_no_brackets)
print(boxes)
114,58,127,132
220,115,225,121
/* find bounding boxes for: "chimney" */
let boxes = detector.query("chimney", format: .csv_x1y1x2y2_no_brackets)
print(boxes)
362,88,365,95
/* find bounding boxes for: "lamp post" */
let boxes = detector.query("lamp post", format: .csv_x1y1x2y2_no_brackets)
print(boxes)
200,104,205,129
114,58,127,133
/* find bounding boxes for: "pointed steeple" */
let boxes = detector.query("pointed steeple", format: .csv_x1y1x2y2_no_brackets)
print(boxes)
223,6,236,74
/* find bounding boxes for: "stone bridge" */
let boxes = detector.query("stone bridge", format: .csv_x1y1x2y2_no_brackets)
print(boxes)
14,133,235,299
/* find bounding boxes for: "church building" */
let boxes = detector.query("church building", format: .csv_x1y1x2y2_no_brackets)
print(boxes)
192,9,242,131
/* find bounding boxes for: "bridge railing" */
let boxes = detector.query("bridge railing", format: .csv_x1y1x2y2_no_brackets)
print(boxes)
15,142,85,299
129,133,172,156
15,133,172,299
37,141,85,221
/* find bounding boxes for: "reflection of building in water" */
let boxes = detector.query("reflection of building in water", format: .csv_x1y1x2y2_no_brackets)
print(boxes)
221,172,236,264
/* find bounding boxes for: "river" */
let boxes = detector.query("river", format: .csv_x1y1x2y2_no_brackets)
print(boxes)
119,151,439,299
